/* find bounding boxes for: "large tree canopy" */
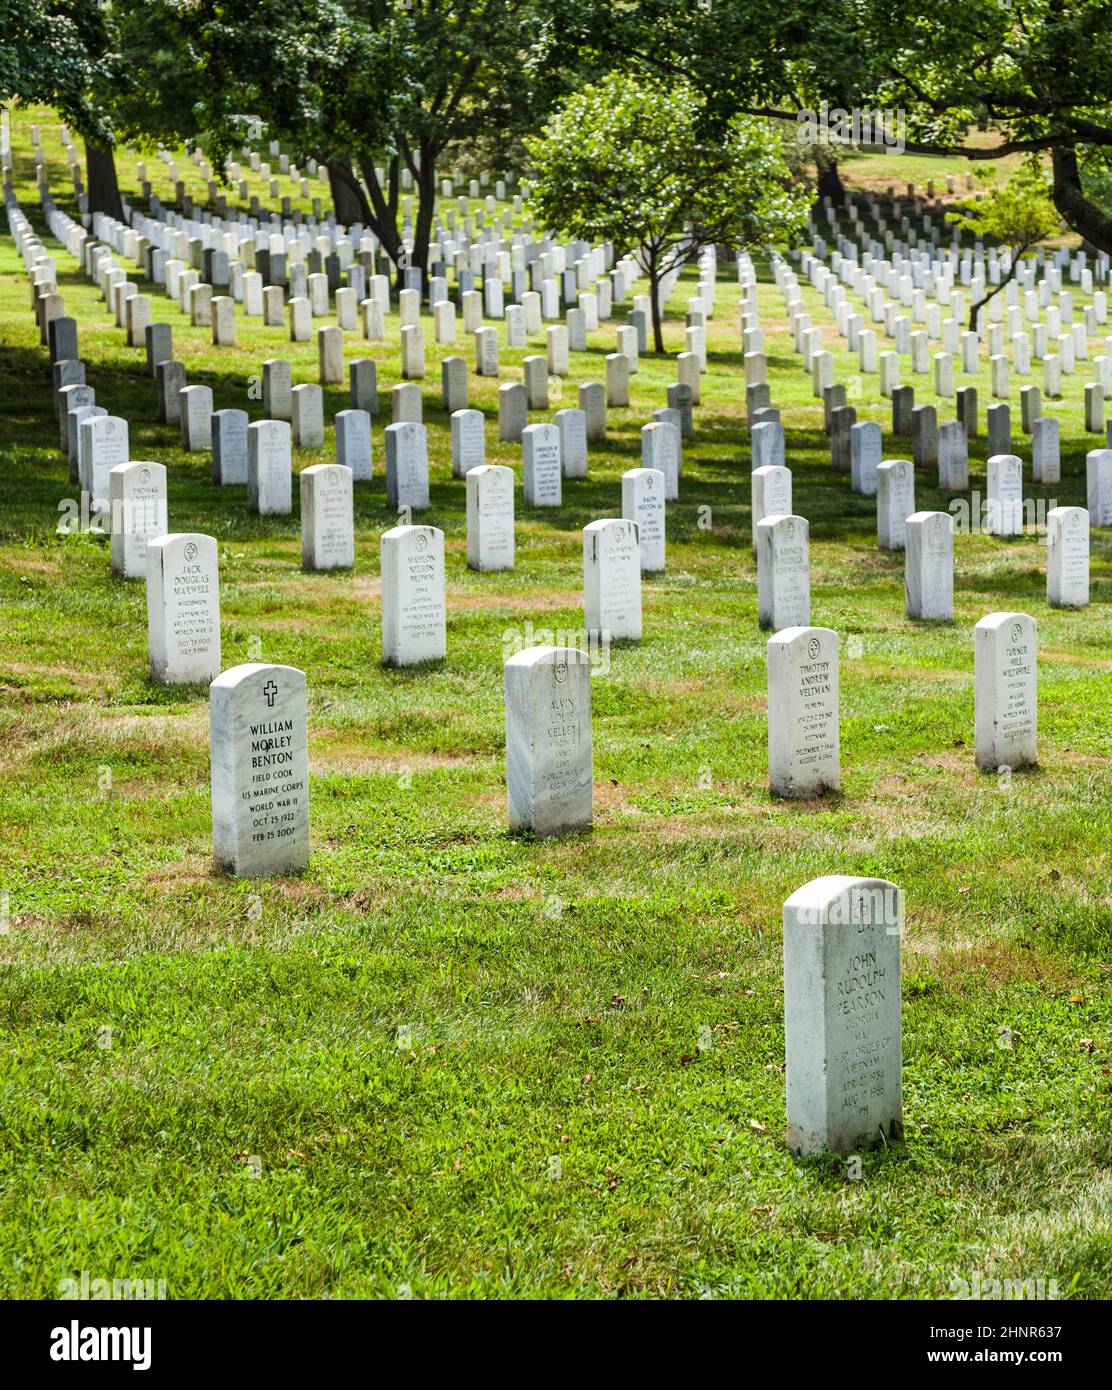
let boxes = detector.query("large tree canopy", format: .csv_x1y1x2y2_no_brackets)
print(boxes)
526,74,810,352
106,0,566,284
556,0,1112,253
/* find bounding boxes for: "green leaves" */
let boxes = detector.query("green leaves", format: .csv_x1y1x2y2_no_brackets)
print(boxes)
525,73,810,274
946,164,1059,249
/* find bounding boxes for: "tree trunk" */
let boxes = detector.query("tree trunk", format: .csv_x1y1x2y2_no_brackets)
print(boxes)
410,140,438,298
817,157,846,208
358,153,402,267
968,246,1028,332
1050,145,1112,257
649,260,664,354
84,140,124,221
326,158,371,227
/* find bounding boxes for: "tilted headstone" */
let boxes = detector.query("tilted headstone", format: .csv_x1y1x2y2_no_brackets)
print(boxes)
210,662,310,877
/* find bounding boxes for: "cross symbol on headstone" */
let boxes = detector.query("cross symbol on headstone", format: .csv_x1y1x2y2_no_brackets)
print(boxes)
263,679,278,706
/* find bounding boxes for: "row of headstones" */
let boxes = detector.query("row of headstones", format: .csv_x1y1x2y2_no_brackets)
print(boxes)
207,592,1036,843
74,183,639,327
41,186,686,481
790,220,1112,410
753,388,1111,530
747,391,1094,612
771,254,1112,420
137,514,645,687
24,196,702,662
753,495,1088,621
41,166,720,482
206,622,1031,1163
798,219,1108,347
206,651,908,1156
743,261,1110,563
815,189,1109,292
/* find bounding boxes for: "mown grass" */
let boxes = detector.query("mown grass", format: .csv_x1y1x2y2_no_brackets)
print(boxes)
0,106,1110,1299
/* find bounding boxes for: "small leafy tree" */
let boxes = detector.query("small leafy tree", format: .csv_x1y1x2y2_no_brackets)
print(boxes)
525,74,810,352
946,166,1061,332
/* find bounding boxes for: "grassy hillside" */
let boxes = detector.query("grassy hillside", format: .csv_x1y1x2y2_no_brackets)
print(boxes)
0,107,1109,1298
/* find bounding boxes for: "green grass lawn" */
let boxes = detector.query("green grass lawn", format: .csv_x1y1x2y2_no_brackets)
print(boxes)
0,108,1110,1300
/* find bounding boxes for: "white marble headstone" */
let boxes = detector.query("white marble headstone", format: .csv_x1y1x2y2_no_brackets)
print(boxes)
583,518,641,642
904,511,954,620
80,414,128,503
767,626,840,799
466,464,515,572
247,419,293,515
504,645,592,837
451,408,486,478
380,524,446,665
783,875,903,1155
1046,506,1089,609
210,662,310,877
109,461,167,579
751,464,792,555
147,533,221,683
385,422,430,511
522,423,562,507
876,459,915,550
756,513,810,630
300,464,354,571
974,611,1037,770
621,468,665,574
